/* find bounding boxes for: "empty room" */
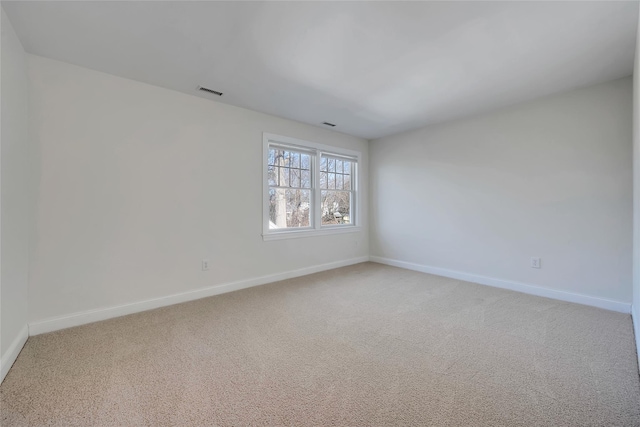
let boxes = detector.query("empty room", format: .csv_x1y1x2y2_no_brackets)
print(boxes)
2,1,640,425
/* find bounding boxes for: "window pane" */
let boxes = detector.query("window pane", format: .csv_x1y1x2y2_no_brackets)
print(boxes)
320,172,327,189
268,165,277,186
320,156,327,172
290,167,301,188
301,169,311,188
269,188,276,228
343,161,351,190
336,160,343,174
328,158,335,173
321,191,351,226
269,188,311,228
278,165,289,186
301,154,311,170
337,174,343,190
268,149,311,188
343,173,351,190
328,173,336,189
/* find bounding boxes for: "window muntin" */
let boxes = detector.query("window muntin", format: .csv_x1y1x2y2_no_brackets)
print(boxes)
263,134,359,238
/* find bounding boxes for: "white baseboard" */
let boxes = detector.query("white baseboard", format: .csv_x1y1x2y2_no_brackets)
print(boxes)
28,256,370,336
632,306,640,371
370,256,631,314
1,325,28,384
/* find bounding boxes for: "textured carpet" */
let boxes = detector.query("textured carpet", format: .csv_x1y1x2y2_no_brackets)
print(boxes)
1,262,639,426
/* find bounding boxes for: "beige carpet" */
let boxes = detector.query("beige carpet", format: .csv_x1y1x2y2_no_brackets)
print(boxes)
1,262,639,426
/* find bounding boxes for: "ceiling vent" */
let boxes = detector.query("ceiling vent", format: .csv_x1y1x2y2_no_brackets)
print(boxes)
322,122,336,127
198,86,223,96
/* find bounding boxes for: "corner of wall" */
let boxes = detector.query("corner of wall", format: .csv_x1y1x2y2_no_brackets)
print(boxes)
632,4,640,375
0,325,28,383
633,306,640,373
1,5,31,384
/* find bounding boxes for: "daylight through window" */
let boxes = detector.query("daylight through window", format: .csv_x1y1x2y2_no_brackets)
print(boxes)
267,147,313,229
263,134,359,239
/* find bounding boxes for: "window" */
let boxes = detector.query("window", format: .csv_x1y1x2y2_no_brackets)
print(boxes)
263,133,360,240
267,147,313,229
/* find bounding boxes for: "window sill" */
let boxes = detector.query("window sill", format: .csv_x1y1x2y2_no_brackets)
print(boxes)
263,226,362,241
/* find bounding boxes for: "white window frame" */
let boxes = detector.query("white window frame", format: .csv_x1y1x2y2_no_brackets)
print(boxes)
262,133,361,241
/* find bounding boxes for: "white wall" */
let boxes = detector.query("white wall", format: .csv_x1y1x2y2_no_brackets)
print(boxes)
1,7,30,381
632,6,640,367
370,77,633,308
27,55,368,329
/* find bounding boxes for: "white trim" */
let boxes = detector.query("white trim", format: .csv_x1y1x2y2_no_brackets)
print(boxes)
632,305,640,371
263,133,361,158
1,325,28,384
370,256,631,313
263,226,362,241
28,256,370,336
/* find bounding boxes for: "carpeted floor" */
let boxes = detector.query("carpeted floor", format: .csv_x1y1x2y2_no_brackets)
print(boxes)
1,262,639,426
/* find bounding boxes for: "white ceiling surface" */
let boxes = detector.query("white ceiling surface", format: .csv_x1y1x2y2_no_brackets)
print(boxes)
3,1,638,139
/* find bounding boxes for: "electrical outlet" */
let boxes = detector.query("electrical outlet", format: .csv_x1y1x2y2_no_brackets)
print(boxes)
202,259,210,271
531,257,541,269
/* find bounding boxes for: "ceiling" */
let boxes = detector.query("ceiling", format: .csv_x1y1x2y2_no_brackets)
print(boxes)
3,1,638,140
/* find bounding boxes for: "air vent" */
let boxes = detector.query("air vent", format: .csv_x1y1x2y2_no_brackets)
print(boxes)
198,86,223,96
322,122,336,127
